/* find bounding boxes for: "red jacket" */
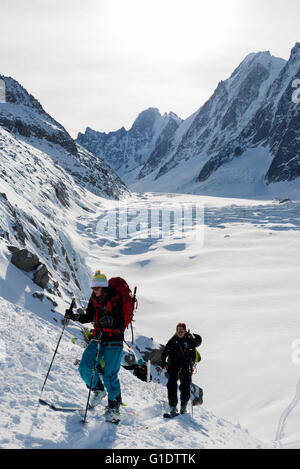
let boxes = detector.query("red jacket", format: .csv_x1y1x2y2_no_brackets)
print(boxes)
77,293,124,342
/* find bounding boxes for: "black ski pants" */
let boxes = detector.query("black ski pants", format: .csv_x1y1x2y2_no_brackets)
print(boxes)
167,362,191,407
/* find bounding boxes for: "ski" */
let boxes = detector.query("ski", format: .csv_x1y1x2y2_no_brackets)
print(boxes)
39,399,119,423
163,412,180,419
39,398,86,412
104,417,120,425
39,398,150,429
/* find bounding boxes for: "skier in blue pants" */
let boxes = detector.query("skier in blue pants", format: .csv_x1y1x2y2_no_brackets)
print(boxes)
79,340,123,402
64,270,125,422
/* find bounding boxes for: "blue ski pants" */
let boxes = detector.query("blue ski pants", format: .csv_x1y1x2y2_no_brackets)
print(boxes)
78,340,123,401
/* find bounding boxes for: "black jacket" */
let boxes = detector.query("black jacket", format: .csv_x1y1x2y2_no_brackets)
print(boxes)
122,363,152,382
77,294,124,343
161,332,202,367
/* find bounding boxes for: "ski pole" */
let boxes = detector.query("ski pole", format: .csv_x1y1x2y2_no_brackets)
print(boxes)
81,338,101,424
40,297,76,393
131,286,137,344
154,366,161,394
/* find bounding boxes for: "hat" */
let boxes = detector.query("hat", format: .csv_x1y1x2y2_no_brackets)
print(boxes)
137,359,143,367
91,269,108,288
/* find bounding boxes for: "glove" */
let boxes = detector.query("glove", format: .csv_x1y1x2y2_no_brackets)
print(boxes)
61,309,77,325
98,314,113,328
159,360,167,369
65,309,77,320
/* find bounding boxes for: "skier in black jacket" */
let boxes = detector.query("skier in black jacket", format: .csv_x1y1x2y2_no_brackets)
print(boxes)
123,359,152,382
160,322,201,416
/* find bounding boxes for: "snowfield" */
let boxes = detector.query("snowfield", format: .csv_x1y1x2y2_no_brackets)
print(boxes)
1,190,299,449
0,295,263,450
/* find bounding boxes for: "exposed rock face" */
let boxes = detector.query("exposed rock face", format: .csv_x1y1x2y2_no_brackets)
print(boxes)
52,180,70,208
264,43,300,183
138,115,181,180
11,248,40,272
10,248,49,288
197,43,300,186
77,108,182,178
0,76,78,155
33,264,49,288
141,346,164,366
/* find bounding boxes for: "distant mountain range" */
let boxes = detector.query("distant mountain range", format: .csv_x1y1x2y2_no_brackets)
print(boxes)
77,43,300,198
0,74,129,299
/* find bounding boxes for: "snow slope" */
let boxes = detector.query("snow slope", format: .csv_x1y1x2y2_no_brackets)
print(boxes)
73,192,300,448
1,190,299,448
0,270,263,450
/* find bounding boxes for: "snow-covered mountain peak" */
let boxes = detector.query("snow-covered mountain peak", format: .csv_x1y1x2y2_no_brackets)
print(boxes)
1,75,44,110
239,50,272,66
130,107,181,136
228,50,286,90
289,42,300,66
131,107,161,130
0,74,129,199
84,44,297,198
0,74,78,156
162,111,181,122
77,107,183,176
239,49,285,67
290,41,300,56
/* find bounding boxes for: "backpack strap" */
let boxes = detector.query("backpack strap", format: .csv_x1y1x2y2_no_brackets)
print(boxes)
101,328,121,337
92,297,112,336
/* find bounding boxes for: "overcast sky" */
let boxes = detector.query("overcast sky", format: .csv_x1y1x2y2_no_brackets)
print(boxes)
0,0,299,137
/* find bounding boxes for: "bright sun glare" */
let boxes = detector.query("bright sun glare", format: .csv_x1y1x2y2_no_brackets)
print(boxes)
107,0,238,62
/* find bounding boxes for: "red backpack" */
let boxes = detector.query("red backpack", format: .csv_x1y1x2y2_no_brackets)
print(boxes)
108,277,137,332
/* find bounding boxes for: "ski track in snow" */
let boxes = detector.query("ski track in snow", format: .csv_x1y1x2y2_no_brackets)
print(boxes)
274,377,300,448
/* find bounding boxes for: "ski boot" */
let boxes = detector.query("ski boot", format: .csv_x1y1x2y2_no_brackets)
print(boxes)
169,405,178,417
104,399,121,424
115,393,122,411
90,389,107,408
180,401,188,414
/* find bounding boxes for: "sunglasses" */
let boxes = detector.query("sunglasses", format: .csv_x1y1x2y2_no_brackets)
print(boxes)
177,329,186,333
92,287,102,291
